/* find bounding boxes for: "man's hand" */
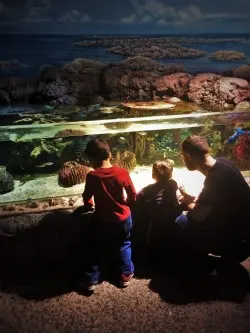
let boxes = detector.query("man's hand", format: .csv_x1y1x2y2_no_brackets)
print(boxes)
179,186,196,206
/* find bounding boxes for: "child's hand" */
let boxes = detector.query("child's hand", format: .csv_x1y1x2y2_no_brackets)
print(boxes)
82,204,95,214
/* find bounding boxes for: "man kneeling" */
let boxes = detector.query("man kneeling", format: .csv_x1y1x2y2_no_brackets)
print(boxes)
175,135,250,263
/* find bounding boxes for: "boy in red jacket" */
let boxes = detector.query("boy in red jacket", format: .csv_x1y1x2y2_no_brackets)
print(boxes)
82,138,136,292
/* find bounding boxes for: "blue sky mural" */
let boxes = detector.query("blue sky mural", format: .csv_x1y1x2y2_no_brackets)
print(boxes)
0,0,250,34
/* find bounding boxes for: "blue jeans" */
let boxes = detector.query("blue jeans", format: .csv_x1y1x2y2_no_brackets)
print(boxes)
86,215,134,283
175,214,190,230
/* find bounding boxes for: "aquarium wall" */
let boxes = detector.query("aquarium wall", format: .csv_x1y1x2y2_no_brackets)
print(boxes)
1,103,250,216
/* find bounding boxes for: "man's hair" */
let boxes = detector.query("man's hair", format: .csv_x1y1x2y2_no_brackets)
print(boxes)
152,159,174,182
181,135,209,158
85,138,111,161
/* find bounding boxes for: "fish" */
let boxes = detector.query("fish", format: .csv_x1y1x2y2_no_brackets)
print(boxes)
14,118,33,124
44,105,54,111
36,162,54,168
100,107,114,114
87,104,101,112
138,131,147,136
118,136,127,143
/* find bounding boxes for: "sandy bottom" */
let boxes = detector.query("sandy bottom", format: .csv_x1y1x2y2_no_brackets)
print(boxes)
0,165,249,217
0,166,205,203
0,166,205,216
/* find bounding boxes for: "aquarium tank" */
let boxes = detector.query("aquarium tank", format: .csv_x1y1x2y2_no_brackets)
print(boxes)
0,98,250,216
1,31,250,216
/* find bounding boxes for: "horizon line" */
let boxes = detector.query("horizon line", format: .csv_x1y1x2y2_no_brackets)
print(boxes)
0,32,250,36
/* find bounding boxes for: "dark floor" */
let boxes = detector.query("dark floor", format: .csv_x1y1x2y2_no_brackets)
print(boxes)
0,210,250,333
0,260,250,333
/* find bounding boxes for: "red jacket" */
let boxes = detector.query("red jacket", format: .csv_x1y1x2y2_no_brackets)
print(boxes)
83,166,136,221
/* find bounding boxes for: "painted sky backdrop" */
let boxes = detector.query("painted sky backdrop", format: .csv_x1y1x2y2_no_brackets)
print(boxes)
0,0,250,34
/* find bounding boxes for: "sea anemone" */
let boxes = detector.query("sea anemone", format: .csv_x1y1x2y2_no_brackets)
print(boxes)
111,151,137,172
55,129,86,138
58,161,90,187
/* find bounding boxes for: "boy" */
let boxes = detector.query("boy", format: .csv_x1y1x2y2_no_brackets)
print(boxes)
82,138,136,291
134,160,183,261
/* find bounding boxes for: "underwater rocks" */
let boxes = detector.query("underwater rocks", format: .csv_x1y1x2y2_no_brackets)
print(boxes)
101,56,184,100
209,50,246,61
37,58,105,105
152,73,193,99
0,166,14,194
74,37,206,60
188,73,221,105
0,77,37,104
214,77,249,105
0,57,249,108
187,73,250,110
58,161,90,187
107,43,205,60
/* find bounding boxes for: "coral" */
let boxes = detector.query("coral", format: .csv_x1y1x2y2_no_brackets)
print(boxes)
0,77,36,104
101,56,171,101
199,125,223,156
152,73,193,98
55,129,86,138
188,74,249,109
111,151,137,172
30,139,71,159
188,73,221,106
58,161,90,187
128,133,146,159
0,166,14,194
60,136,96,164
104,122,131,130
150,133,179,160
233,133,250,163
234,102,250,111
37,58,104,105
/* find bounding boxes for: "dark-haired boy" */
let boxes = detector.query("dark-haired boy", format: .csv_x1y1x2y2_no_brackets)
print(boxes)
81,138,136,291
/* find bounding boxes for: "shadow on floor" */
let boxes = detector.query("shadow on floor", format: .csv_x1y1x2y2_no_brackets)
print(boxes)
0,209,249,303
0,207,92,300
148,258,250,304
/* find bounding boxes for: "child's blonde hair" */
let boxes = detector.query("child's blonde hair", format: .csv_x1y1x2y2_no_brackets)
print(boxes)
152,159,175,182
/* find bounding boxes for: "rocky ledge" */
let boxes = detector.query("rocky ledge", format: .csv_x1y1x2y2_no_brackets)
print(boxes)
0,57,249,111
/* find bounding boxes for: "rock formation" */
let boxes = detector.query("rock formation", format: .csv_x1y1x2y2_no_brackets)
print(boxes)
0,166,14,194
209,50,246,61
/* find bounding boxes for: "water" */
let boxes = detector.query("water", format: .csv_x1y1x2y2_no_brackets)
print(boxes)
1,33,250,77
0,107,250,207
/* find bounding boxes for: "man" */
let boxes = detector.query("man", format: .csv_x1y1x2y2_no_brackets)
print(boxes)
175,135,250,262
